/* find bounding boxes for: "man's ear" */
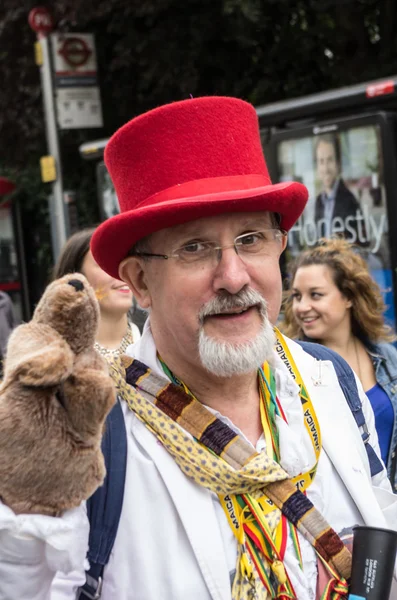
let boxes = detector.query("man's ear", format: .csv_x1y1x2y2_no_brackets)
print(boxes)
119,257,152,309
279,232,288,255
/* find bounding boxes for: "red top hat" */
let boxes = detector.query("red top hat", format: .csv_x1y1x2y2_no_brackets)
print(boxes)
0,177,16,196
91,96,308,279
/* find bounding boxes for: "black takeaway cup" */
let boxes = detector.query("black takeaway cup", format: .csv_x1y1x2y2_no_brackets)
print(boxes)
348,525,397,600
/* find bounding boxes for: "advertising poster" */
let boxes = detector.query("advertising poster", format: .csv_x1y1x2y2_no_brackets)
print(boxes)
276,124,395,326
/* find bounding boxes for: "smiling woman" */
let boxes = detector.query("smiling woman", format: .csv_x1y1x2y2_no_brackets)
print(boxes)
280,238,397,488
52,228,141,362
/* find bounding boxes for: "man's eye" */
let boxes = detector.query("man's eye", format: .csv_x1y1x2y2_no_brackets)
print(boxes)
240,233,261,245
181,242,207,253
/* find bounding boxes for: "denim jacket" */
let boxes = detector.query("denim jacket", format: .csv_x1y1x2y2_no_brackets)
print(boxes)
366,340,397,492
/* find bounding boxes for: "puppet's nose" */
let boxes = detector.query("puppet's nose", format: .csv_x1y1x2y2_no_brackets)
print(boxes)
68,279,84,292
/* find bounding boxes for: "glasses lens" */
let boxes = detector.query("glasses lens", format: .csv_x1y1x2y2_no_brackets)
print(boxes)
172,230,285,266
236,230,280,255
174,241,216,263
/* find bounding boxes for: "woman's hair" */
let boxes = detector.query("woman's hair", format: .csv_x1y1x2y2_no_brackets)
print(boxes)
52,227,96,280
281,238,395,343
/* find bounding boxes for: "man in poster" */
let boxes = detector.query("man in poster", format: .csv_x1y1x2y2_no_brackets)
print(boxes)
314,134,365,243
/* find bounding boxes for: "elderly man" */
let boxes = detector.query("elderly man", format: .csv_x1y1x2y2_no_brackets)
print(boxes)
0,97,396,600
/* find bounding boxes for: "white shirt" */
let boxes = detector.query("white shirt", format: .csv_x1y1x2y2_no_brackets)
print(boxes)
130,322,363,599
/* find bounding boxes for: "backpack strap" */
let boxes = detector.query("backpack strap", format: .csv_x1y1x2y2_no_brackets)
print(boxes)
296,340,384,478
77,397,128,599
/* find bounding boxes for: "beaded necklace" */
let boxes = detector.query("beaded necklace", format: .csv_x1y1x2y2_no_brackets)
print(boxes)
94,324,134,360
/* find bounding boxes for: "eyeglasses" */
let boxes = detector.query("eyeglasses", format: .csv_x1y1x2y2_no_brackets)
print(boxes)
130,229,286,265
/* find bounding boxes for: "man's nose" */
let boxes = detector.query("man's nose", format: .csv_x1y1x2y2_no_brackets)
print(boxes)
212,246,251,294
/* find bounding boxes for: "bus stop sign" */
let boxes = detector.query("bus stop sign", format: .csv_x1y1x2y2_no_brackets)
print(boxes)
58,37,92,68
28,6,54,36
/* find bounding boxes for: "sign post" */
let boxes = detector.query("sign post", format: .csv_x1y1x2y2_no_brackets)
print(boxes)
28,6,68,261
51,33,103,129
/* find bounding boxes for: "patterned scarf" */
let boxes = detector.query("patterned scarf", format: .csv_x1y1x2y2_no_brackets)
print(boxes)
110,356,351,599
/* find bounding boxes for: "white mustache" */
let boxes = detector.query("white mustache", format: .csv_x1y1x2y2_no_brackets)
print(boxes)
198,288,268,324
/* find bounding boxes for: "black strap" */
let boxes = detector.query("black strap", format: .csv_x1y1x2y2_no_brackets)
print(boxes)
77,397,127,599
76,572,103,599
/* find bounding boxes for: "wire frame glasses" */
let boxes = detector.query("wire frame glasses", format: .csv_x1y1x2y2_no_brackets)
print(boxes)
130,229,287,266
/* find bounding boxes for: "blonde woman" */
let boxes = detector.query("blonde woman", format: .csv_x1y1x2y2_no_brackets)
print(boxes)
282,238,397,488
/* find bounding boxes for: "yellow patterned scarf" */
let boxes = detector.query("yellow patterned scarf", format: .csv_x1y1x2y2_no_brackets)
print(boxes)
110,357,351,600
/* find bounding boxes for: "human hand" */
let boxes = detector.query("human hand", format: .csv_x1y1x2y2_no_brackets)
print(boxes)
316,532,353,599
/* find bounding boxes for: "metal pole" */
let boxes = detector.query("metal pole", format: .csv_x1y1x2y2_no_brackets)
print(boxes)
38,34,67,260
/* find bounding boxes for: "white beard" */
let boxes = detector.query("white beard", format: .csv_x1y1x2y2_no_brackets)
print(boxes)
197,288,275,378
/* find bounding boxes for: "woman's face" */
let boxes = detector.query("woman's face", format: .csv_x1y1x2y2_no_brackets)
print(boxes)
291,264,352,341
81,250,133,317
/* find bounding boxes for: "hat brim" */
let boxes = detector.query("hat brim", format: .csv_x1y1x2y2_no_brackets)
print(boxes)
91,180,307,279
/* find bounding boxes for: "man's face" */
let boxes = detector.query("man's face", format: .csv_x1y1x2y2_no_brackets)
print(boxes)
316,141,340,194
122,211,287,377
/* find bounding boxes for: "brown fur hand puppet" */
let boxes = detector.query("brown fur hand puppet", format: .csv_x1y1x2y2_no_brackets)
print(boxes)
0,273,115,516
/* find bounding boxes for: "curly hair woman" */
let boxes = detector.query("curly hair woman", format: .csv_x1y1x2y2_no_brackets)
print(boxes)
281,238,397,488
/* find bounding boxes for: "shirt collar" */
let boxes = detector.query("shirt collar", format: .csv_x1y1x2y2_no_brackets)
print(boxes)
321,177,340,203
